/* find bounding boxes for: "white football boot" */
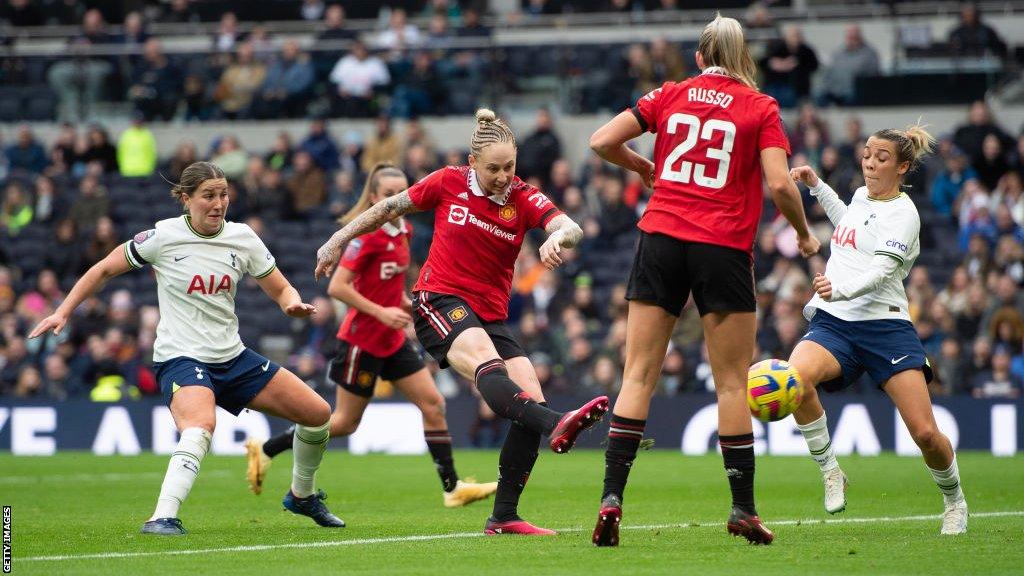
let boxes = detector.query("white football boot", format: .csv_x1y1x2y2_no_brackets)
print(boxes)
941,499,968,535
822,467,848,514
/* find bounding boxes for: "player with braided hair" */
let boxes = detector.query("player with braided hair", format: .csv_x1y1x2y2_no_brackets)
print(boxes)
315,109,610,535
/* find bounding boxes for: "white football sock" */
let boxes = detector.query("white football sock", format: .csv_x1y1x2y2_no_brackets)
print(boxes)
291,421,330,498
928,455,965,506
796,414,839,472
150,427,212,520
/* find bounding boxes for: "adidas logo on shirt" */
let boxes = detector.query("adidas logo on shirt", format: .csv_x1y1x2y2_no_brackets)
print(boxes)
387,242,395,250
458,192,469,200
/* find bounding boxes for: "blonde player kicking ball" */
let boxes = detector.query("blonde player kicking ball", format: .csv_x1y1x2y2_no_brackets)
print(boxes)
788,125,968,535
30,162,344,534
245,164,496,508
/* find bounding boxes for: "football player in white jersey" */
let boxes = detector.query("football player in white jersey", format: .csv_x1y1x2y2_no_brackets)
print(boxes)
29,162,345,535
786,125,968,535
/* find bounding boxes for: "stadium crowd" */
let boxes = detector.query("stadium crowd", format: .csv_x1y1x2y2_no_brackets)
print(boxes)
0,1,1022,406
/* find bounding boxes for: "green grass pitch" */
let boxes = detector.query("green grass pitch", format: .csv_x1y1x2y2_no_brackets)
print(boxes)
3,450,1022,575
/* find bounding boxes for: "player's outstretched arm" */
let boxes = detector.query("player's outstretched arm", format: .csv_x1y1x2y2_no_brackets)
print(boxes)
315,191,420,280
762,147,819,258
255,268,316,318
28,246,132,338
590,111,655,188
539,214,584,270
791,164,847,225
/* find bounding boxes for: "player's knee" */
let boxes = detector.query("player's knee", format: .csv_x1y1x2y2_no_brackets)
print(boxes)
330,412,361,437
424,395,446,422
299,400,331,428
911,425,943,451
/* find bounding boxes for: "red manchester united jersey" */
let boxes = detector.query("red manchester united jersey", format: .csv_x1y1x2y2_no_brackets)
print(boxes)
633,71,790,252
408,166,561,322
336,219,411,357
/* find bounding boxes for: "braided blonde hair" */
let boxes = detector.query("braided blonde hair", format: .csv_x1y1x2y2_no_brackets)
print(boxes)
470,108,516,158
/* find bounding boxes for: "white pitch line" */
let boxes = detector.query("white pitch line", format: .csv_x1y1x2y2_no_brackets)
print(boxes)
21,510,1022,563
0,470,231,484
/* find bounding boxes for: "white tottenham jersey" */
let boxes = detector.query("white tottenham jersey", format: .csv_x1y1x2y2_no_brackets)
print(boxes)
805,187,920,322
123,216,277,363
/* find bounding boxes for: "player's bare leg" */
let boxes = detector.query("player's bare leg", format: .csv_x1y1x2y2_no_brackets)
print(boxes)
790,340,848,514
885,369,966,535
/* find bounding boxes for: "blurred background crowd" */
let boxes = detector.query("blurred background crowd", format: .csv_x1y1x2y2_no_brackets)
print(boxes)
0,0,1023,408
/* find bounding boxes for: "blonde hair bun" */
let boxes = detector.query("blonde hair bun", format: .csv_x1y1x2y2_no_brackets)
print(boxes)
475,108,497,123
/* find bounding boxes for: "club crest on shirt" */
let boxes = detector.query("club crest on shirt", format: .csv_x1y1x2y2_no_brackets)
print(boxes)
134,229,156,244
498,204,517,222
448,306,468,323
343,239,363,260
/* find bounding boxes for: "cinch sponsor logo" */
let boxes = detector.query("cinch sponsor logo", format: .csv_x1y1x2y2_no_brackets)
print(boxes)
885,239,908,252
467,214,516,242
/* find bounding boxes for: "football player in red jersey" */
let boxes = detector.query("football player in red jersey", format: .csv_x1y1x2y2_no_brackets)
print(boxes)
245,163,498,509
587,15,820,546
315,109,610,535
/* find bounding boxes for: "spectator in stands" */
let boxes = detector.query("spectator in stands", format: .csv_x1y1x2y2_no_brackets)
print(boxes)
818,25,879,106
299,118,340,172
391,51,445,118
210,135,248,181
971,345,1021,398
285,150,326,220
596,176,637,244
973,134,1010,193
266,131,295,172
328,40,390,117
2,0,41,26
121,11,149,49
648,37,686,83
517,108,562,185
426,13,454,50
948,3,1007,58
68,174,108,232
215,42,266,119
458,7,491,38
81,125,118,174
6,125,47,174
933,337,967,395
937,266,971,316
993,170,1023,225
760,24,818,108
360,116,401,173
82,216,118,269
44,219,82,281
953,101,1014,164
212,11,239,54
0,181,32,236
128,39,183,122
160,0,199,24
116,115,157,177
47,9,115,120
623,43,656,100
248,24,277,64
931,145,977,219
166,140,198,180
319,4,357,42
256,40,315,119
378,7,422,51
835,116,864,166
249,166,287,218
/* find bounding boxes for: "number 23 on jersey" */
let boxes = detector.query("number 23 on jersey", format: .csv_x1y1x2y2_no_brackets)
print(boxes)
660,113,736,190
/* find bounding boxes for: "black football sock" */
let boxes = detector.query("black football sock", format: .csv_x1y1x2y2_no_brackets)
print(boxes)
474,359,561,435
720,433,756,515
602,414,646,501
491,421,541,522
425,429,459,493
262,425,295,458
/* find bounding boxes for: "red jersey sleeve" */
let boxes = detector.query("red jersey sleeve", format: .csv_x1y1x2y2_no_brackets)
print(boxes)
757,98,791,155
340,235,375,274
406,168,446,211
631,82,670,134
522,188,563,230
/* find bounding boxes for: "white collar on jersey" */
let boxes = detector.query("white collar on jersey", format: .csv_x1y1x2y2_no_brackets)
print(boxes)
701,66,736,80
468,168,511,206
381,218,407,237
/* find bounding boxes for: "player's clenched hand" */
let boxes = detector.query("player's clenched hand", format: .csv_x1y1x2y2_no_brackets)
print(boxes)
314,240,342,281
635,157,656,189
539,233,564,270
376,306,412,329
28,314,67,338
284,302,317,318
400,294,414,315
797,233,820,258
790,165,820,188
812,273,833,301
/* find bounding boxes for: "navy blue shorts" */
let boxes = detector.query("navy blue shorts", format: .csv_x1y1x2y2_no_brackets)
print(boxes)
154,349,281,415
802,310,933,393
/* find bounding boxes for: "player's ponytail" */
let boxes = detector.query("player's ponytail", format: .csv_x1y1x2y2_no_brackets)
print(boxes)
873,123,935,177
470,108,516,158
166,161,226,211
339,162,407,225
697,13,758,89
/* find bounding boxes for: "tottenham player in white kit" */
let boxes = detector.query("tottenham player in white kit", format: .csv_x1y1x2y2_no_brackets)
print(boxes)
786,126,968,535
29,162,345,535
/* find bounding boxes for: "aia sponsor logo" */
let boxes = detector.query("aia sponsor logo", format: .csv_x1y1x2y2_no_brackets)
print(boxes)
831,225,857,249
187,274,232,295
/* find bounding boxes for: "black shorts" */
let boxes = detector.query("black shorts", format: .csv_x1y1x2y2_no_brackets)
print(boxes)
412,291,526,369
328,339,425,398
626,231,755,317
